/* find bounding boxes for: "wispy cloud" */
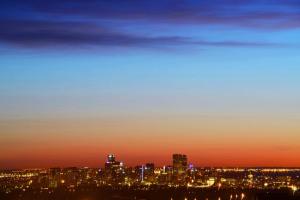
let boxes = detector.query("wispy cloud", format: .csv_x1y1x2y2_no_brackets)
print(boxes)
0,19,282,49
4,0,299,30
0,20,183,48
0,1,298,50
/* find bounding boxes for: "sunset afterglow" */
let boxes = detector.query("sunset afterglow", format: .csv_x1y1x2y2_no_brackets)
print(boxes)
1,0,300,169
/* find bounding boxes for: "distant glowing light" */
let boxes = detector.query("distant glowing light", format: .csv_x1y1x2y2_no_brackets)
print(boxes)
291,185,298,195
292,185,297,191
241,193,245,199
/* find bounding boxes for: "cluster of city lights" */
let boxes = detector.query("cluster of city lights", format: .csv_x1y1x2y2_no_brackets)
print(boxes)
0,154,299,197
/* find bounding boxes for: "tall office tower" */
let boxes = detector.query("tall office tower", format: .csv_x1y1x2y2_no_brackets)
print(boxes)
104,154,125,184
105,154,120,171
144,163,155,182
173,154,188,175
48,168,61,188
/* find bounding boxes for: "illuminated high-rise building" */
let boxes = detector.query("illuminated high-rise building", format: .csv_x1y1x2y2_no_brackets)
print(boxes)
144,163,155,182
48,168,61,188
173,154,187,175
104,154,125,184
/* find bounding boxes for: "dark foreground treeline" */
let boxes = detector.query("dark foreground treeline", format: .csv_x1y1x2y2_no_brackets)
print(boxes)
1,186,299,200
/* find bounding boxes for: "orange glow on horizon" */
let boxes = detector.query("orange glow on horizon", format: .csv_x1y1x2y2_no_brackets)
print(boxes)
1,116,300,169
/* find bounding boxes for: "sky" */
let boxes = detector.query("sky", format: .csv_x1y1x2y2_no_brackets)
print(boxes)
0,0,300,169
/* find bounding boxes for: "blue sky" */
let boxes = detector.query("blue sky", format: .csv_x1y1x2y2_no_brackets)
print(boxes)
0,0,300,167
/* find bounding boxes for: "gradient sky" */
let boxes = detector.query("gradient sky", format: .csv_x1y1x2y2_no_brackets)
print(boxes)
1,0,300,169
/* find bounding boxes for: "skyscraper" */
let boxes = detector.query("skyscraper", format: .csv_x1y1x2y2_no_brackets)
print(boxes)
104,154,125,184
144,163,155,182
173,154,187,175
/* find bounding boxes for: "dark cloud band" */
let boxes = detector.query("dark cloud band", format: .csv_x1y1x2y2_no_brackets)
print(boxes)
3,0,300,29
0,0,298,50
0,19,280,49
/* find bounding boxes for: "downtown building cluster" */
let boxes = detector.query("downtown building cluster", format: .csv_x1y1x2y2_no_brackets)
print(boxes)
0,154,299,194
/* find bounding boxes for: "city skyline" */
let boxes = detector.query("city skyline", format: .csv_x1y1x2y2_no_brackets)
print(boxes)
1,152,300,170
1,0,300,169
1,154,299,199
